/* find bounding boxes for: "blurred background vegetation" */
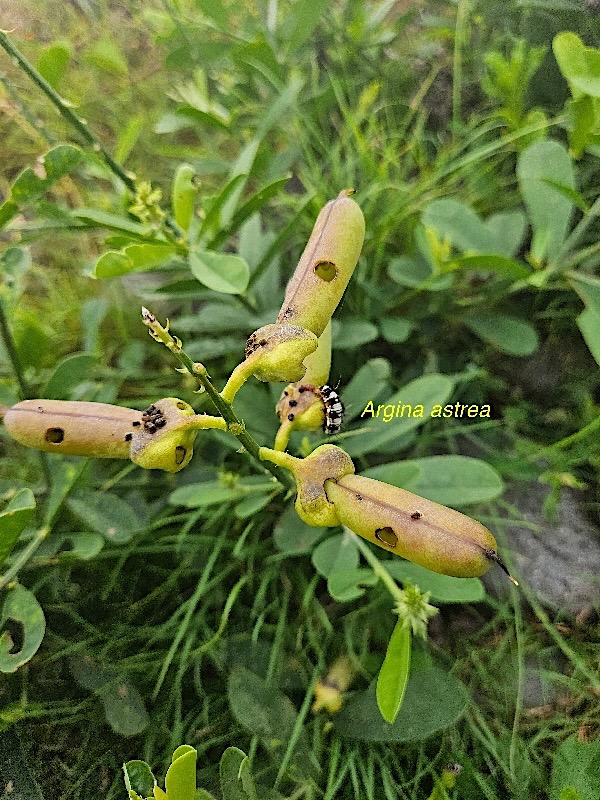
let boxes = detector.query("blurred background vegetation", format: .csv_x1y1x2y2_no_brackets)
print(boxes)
0,1,599,798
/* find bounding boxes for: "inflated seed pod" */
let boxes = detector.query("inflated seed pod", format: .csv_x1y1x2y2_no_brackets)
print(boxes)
260,444,354,527
3,397,226,473
220,323,318,402
3,399,142,459
276,190,365,337
324,474,500,578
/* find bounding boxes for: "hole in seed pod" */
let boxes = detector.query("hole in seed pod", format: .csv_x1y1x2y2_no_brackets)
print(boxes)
375,526,398,548
314,260,337,282
175,446,186,465
45,427,64,444
176,401,187,410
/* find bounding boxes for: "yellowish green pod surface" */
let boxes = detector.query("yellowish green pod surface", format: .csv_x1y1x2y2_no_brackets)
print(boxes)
324,474,499,578
3,399,142,459
260,444,354,527
3,398,226,473
220,323,318,402
276,190,365,337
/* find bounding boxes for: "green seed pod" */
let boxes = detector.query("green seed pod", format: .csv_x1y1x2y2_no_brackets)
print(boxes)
3,399,142,459
3,397,226,473
276,190,365,337
324,474,499,578
260,444,354,527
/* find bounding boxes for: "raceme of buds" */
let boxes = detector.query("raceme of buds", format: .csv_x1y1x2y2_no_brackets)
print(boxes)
276,190,365,338
2,398,226,473
260,444,355,527
324,474,502,578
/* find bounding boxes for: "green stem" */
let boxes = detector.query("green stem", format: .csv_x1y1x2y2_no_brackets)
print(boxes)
0,300,27,399
0,526,49,590
348,530,404,602
0,299,52,488
530,413,600,460
141,308,295,491
0,30,136,193
452,0,470,141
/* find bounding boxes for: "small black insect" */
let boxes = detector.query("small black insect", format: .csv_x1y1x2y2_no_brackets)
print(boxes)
411,511,422,520
125,433,133,442
318,384,345,435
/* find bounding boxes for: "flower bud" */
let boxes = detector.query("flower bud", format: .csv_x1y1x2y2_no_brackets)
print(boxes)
324,474,500,578
276,190,365,337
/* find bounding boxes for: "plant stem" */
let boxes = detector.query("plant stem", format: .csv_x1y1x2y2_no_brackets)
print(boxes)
348,530,404,602
531,413,600,460
0,30,136,192
452,0,470,141
0,300,28,400
0,526,49,590
141,308,296,490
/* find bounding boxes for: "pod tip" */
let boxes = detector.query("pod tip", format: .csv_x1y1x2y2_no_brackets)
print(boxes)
485,549,519,586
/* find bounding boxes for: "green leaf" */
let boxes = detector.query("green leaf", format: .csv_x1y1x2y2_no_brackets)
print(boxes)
549,734,600,800
200,173,248,238
376,621,411,724
86,38,128,76
385,562,485,604
10,145,83,205
165,746,197,800
452,254,530,279
37,40,72,89
0,488,36,568
123,760,156,799
66,492,141,544
94,242,177,278
422,199,500,253
70,657,149,736
569,273,600,367
334,667,469,742
282,0,329,54
234,492,273,519
466,314,539,356
172,164,197,232
517,141,575,263
57,532,104,561
553,32,600,99
332,320,378,349
227,667,318,779
73,208,153,237
344,374,455,458
364,455,504,506
388,256,453,291
274,505,326,554
42,352,97,399
220,747,257,800
312,533,359,579
0,585,46,673
379,318,414,344
327,568,378,602
189,250,250,294
485,211,527,257
343,358,391,422
169,481,242,509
